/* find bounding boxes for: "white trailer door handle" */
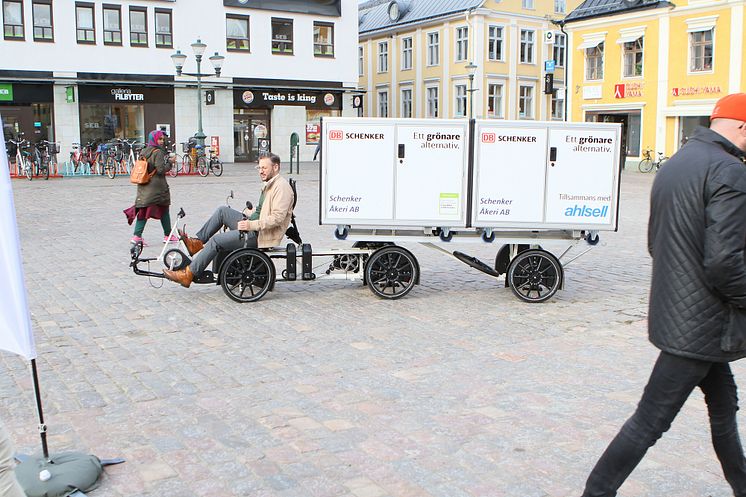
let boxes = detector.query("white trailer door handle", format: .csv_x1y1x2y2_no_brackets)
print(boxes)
398,144,405,164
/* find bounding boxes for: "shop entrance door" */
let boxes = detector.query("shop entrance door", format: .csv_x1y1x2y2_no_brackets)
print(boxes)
233,110,270,162
1,105,52,143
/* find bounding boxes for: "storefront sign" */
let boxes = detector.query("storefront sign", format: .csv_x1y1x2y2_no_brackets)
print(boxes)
306,123,320,144
671,85,722,97
65,86,75,103
211,136,220,156
583,85,603,100
223,0,341,16
234,88,343,110
614,82,644,99
0,84,12,102
78,85,174,104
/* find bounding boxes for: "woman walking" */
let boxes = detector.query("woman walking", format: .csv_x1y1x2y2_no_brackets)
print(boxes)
123,129,176,244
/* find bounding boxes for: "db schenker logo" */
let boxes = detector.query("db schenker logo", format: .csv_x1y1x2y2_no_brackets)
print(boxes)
482,132,496,143
329,130,343,140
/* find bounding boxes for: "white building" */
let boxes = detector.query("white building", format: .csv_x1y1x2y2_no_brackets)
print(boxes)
0,0,359,163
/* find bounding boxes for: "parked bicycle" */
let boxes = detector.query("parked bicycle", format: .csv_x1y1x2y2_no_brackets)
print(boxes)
638,148,668,173
200,146,223,177
98,140,121,179
120,138,143,174
8,134,34,180
35,139,59,180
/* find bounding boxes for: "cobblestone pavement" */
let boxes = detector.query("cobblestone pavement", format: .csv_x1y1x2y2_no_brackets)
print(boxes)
3,163,741,497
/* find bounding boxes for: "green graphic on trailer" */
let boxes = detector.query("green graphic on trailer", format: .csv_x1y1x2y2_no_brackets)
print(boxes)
0,84,12,102
439,193,459,216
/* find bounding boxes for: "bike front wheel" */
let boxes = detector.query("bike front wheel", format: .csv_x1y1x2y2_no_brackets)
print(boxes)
182,155,191,175
41,161,50,180
24,159,33,180
210,159,223,177
196,157,208,177
106,157,117,179
638,158,653,173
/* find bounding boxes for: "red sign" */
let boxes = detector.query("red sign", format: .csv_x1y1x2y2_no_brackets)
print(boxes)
671,85,722,97
328,130,343,140
614,84,625,99
482,132,496,143
210,136,220,156
306,123,320,145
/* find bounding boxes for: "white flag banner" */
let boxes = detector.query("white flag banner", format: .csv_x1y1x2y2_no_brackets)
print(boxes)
0,115,37,360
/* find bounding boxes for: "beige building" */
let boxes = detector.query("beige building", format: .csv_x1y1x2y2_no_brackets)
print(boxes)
358,0,582,121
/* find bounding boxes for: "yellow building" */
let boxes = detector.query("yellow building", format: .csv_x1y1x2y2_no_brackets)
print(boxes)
358,0,582,121
564,0,744,167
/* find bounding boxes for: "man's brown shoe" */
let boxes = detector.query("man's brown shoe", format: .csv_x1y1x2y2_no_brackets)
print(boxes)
178,229,203,256
163,266,194,288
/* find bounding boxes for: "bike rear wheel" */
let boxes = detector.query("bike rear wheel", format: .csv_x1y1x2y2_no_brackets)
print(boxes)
638,158,653,173
41,160,50,180
24,158,33,180
182,155,191,175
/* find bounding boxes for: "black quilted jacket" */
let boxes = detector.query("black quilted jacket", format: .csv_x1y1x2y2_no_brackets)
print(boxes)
648,127,746,362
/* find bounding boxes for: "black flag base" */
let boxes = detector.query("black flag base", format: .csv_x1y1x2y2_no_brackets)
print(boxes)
14,453,124,497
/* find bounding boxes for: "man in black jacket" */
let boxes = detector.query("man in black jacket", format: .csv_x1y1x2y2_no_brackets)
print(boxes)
582,93,746,497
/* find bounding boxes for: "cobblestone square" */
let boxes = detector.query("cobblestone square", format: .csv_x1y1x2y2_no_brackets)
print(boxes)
3,164,741,497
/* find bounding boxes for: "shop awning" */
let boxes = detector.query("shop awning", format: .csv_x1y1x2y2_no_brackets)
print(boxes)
617,33,642,44
577,38,604,50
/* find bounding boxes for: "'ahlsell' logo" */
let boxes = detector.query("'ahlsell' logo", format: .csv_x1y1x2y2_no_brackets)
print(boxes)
329,130,343,140
482,132,496,143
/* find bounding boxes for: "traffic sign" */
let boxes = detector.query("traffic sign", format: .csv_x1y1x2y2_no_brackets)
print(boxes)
545,60,556,73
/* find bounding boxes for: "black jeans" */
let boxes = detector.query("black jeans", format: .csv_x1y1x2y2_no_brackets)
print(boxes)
582,351,746,497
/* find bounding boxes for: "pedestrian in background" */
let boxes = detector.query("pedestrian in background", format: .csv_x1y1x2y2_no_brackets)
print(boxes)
580,93,746,497
123,130,177,245
0,419,25,497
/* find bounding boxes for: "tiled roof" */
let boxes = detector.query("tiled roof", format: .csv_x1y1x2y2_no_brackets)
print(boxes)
563,0,671,23
359,0,485,34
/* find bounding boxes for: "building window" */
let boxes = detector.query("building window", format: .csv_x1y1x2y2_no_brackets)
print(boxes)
519,85,534,119
551,91,565,120
103,5,122,46
520,29,534,63
455,84,467,117
522,0,535,9
129,7,147,47
314,22,333,56
378,90,388,117
401,36,412,70
585,42,604,80
358,46,364,76
427,32,439,66
154,8,172,48
378,41,388,72
32,0,53,42
226,14,249,51
488,26,503,61
455,26,468,62
75,2,94,44
690,29,713,72
623,37,643,77
401,88,412,118
426,86,439,118
554,33,565,67
271,18,293,54
3,0,23,40
487,83,504,118
554,0,566,13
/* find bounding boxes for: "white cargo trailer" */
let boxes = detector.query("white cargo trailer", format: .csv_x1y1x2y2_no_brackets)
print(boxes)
318,117,622,302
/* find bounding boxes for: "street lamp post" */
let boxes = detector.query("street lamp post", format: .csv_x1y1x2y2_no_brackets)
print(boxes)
171,39,225,148
465,61,478,120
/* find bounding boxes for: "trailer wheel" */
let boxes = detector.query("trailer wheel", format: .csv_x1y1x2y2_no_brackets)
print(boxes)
163,248,189,271
586,232,600,245
439,230,453,242
482,230,496,243
507,249,562,303
220,249,275,303
365,246,418,299
334,226,349,240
